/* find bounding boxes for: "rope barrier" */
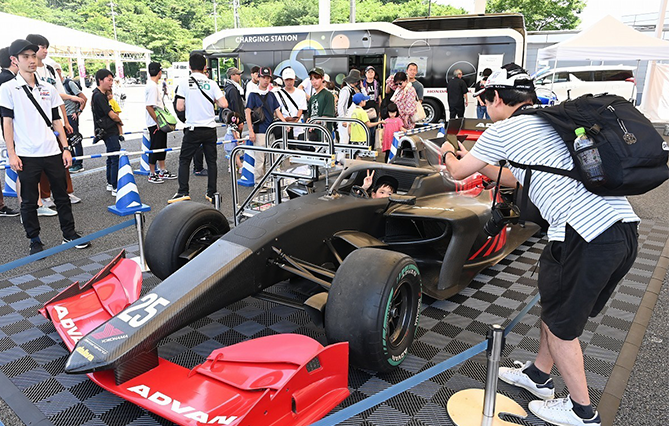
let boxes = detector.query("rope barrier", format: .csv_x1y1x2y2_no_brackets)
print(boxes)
0,218,135,274
311,291,541,426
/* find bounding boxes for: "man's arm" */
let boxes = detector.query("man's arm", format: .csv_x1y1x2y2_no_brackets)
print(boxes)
175,97,185,112
60,104,73,133
274,108,286,122
76,91,88,112
441,141,517,186
216,95,228,109
53,118,72,167
108,109,122,124
146,105,158,125
244,107,255,142
3,117,22,172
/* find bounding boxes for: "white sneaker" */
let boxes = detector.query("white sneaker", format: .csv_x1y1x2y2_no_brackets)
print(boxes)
68,193,81,204
106,184,113,191
37,206,57,217
111,189,117,197
499,360,555,400
41,197,55,208
529,396,601,426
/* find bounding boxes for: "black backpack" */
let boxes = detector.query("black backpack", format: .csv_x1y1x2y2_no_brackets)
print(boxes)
510,93,668,196
63,77,82,96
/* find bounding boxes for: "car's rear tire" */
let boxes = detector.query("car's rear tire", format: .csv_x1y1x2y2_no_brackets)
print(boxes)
422,98,442,123
145,202,230,280
325,248,422,372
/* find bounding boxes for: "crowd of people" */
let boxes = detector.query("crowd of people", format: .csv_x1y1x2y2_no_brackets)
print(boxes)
0,31,646,426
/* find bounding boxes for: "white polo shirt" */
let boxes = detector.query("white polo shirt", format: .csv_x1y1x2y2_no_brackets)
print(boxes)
145,79,164,128
0,73,63,157
176,72,223,128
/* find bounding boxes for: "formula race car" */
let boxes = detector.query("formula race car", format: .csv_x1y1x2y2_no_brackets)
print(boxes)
42,134,539,425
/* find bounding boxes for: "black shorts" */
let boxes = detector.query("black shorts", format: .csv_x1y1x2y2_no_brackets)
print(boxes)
148,125,168,164
538,221,638,340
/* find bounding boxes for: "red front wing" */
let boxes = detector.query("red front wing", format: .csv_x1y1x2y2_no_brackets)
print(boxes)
40,251,349,426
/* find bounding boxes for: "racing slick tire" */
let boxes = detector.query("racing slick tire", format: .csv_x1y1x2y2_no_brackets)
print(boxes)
325,248,422,372
145,202,230,280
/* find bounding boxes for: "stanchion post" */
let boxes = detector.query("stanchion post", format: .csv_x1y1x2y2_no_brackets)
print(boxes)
483,324,505,421
134,212,149,272
214,193,221,210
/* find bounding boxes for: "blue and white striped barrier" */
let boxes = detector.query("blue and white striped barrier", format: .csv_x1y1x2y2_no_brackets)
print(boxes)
134,129,151,176
237,151,256,187
388,123,445,162
2,167,17,197
108,152,151,216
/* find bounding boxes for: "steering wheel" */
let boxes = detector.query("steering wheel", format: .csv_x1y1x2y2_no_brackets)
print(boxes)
350,185,370,199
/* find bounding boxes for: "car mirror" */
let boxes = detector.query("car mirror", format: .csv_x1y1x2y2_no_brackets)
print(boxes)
388,194,416,205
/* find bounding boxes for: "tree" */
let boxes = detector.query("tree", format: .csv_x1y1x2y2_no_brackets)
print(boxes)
486,0,585,31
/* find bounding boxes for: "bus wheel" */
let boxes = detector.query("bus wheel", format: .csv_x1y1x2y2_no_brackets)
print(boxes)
422,98,442,123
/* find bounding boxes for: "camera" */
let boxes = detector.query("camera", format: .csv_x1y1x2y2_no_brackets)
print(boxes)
484,201,521,237
93,126,106,143
67,131,83,148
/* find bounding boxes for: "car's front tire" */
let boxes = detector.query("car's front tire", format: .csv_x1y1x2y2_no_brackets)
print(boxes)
325,248,422,372
145,202,230,280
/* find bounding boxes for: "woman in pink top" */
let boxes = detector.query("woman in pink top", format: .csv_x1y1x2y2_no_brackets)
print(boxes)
386,72,417,130
382,102,406,162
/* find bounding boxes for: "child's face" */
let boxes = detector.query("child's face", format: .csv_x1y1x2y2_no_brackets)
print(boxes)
388,110,397,117
372,184,394,199
106,91,113,100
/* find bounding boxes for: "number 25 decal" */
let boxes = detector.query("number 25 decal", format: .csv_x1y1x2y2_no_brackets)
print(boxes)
118,294,170,328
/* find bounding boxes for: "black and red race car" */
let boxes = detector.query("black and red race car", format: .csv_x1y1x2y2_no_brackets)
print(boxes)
41,132,539,425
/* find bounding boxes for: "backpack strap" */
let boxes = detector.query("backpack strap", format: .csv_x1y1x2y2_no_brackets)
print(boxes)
281,88,299,111
189,76,215,106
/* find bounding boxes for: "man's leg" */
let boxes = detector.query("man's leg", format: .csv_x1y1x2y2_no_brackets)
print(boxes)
177,129,198,195
253,132,267,182
201,129,218,197
542,322,590,404
16,156,44,240
193,145,204,173
148,126,160,176
105,135,121,189
42,154,77,240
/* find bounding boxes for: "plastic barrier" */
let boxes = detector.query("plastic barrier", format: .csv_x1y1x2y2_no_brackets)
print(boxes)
2,167,18,197
389,123,445,162
134,129,151,176
108,152,151,216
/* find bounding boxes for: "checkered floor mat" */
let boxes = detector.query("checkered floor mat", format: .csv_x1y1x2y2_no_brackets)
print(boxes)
0,221,666,426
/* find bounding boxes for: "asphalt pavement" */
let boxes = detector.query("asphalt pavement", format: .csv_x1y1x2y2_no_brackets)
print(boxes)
0,86,666,425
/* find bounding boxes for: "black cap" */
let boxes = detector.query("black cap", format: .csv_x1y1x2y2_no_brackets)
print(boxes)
0,47,10,69
9,39,39,57
374,175,398,192
259,67,272,77
25,34,49,48
148,62,162,77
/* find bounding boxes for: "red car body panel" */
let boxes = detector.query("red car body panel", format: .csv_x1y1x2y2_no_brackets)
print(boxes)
40,251,349,426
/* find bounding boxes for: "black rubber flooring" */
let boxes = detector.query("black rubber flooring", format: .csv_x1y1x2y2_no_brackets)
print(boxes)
0,220,666,426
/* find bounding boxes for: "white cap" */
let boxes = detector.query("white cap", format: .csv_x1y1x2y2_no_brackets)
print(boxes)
473,65,534,97
281,68,296,80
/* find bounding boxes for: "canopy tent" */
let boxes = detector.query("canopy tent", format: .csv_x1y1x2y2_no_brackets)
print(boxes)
0,12,151,78
537,15,669,62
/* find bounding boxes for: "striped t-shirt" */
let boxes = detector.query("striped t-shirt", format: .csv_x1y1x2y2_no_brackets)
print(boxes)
470,114,639,242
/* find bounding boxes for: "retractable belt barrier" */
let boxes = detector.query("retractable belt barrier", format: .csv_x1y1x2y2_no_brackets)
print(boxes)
1,138,251,169
311,292,541,426
0,218,136,274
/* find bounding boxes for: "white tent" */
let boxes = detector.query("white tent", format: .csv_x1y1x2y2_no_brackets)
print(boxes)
0,12,151,78
537,15,669,62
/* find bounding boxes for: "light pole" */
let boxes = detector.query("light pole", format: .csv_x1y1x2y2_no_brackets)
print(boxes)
213,0,218,33
109,2,118,41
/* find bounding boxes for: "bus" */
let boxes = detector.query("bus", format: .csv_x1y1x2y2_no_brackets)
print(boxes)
201,14,526,122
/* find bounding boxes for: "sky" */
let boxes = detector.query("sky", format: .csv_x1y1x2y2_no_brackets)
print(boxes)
438,0,667,28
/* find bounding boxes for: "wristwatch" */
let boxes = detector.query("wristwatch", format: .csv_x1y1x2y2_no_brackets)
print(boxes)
442,150,457,163
63,145,74,154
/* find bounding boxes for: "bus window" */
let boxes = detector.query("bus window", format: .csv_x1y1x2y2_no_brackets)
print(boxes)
389,57,427,76
315,55,349,86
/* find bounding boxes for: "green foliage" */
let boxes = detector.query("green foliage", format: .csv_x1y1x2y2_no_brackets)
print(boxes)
486,0,585,31
0,0,580,75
